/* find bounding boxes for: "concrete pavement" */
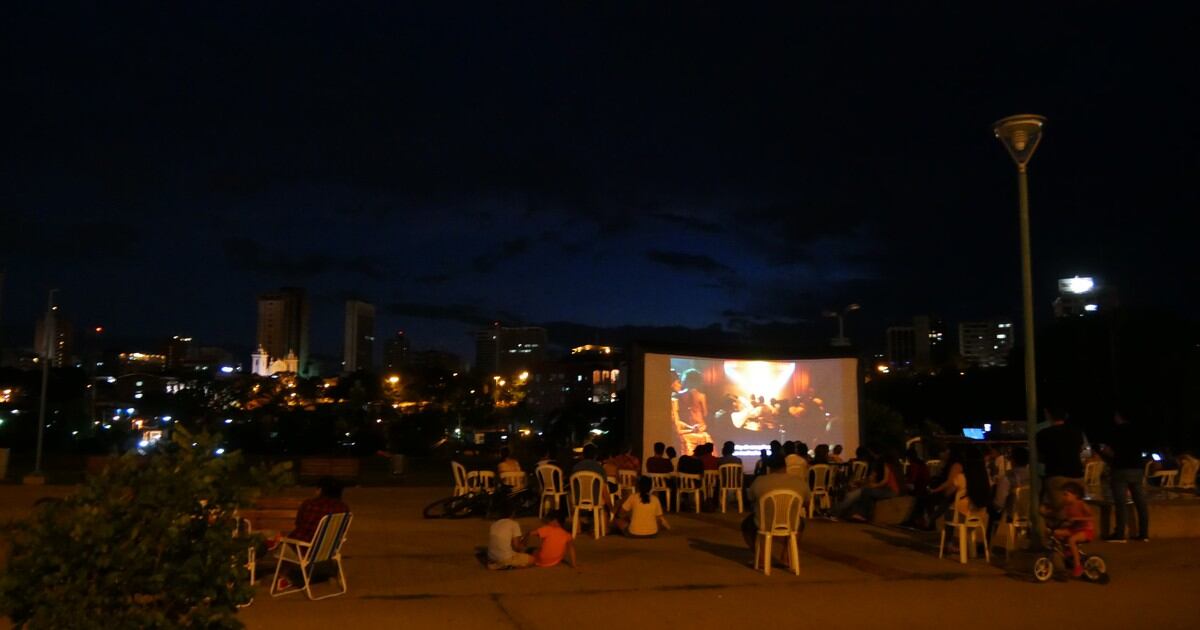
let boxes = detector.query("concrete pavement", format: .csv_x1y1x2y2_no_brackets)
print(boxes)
3,484,1198,628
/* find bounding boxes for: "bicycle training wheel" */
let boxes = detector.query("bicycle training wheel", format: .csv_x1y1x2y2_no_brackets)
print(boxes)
1033,556,1054,582
1083,555,1109,583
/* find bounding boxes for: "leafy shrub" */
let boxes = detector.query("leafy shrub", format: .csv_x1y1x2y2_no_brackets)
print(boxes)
0,430,290,629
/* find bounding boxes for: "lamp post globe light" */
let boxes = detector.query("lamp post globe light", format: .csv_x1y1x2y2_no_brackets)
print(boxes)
824,303,861,347
993,114,1046,540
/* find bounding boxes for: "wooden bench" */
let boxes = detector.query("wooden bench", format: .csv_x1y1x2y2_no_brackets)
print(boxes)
297,457,361,482
241,496,306,533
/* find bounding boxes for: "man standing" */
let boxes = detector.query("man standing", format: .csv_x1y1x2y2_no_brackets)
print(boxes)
1102,411,1149,542
1037,406,1085,513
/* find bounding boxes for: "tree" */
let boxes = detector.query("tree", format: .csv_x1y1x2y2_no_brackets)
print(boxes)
0,429,289,629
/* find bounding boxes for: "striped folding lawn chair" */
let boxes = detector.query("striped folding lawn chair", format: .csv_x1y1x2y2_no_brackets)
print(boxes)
270,512,353,600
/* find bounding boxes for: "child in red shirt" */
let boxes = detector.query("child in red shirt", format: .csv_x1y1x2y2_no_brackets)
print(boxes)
1051,482,1094,577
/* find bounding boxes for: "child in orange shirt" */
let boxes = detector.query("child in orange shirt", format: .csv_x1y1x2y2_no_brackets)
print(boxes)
527,508,576,568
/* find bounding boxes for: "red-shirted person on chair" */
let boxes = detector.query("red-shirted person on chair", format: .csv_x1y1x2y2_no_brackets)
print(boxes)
276,476,350,591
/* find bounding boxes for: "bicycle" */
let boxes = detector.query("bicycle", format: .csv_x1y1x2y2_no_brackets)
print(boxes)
1032,519,1110,583
423,483,540,520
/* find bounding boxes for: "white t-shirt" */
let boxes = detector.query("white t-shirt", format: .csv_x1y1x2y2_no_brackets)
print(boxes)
785,454,808,480
621,494,664,536
488,518,522,562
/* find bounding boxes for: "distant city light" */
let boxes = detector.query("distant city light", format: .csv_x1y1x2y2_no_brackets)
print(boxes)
1084,304,1099,312
214,448,225,456
220,366,236,374
139,440,149,448
387,375,400,384
112,415,120,421
1061,276,1095,294
134,393,143,399
126,407,135,414
106,377,116,383
162,415,172,421
224,418,233,424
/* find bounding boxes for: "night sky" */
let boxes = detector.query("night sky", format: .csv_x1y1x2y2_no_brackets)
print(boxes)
3,3,1198,362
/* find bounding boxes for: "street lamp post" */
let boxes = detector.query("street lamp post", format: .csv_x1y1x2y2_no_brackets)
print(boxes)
824,303,861,347
27,289,58,484
993,114,1046,541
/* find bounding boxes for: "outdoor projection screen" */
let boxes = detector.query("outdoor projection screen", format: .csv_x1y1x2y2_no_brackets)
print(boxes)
640,352,860,472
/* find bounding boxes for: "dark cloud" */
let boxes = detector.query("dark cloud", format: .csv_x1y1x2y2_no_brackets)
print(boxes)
471,237,532,273
386,301,522,326
414,273,453,285
649,210,724,234
222,237,385,280
0,219,140,263
645,250,733,274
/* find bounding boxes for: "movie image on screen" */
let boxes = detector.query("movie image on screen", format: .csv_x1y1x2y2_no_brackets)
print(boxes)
641,353,859,472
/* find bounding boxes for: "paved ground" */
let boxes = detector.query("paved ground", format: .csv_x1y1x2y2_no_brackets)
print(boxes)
4,485,1199,629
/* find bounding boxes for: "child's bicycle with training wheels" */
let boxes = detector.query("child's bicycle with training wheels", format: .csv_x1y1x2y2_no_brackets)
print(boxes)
1032,519,1110,583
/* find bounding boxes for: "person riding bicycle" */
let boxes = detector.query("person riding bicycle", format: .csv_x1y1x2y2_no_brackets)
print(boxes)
1044,481,1094,577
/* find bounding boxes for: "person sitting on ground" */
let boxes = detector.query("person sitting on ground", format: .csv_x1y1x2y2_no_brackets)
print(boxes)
646,442,673,473
677,445,704,476
275,476,350,591
829,444,844,463
837,449,903,522
487,499,533,570
813,444,831,465
528,507,577,568
498,447,522,474
614,476,671,537
719,441,743,467
1046,481,1094,577
742,455,810,565
700,443,720,471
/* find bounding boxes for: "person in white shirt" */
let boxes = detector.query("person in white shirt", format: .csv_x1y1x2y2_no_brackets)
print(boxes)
614,476,671,537
487,502,533,569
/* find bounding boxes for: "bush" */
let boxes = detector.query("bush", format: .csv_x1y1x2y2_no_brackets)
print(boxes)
0,429,290,629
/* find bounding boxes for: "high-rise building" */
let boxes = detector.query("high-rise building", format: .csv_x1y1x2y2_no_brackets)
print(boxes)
256,287,309,375
958,320,1014,368
33,310,72,367
885,315,947,372
383,331,410,371
475,324,547,376
166,335,194,371
342,300,376,373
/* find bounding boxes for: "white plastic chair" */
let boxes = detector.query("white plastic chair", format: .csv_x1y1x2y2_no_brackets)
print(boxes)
718,463,744,513
676,473,703,513
617,469,638,499
271,512,353,600
753,489,804,576
500,470,527,491
939,491,990,564
926,459,944,480
569,471,608,539
452,461,478,496
703,469,720,502
536,465,568,518
1001,485,1031,561
646,472,673,512
808,464,833,516
1084,461,1105,488
1166,456,1199,493
477,470,497,493
851,461,869,483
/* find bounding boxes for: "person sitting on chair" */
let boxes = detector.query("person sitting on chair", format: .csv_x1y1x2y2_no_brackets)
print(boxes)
646,442,673,473
275,477,350,591
742,454,809,564
498,447,522,475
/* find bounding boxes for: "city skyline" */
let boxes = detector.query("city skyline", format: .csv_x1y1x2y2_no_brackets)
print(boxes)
3,4,1197,361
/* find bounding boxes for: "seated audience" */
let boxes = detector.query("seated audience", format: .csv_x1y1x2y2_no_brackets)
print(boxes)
528,508,576,568
645,442,673,473
813,444,831,465
614,476,671,537
498,448,522,474
829,444,844,463
487,500,533,570
719,441,743,467
741,455,810,564
837,449,904,522
700,443,720,470
677,446,704,476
